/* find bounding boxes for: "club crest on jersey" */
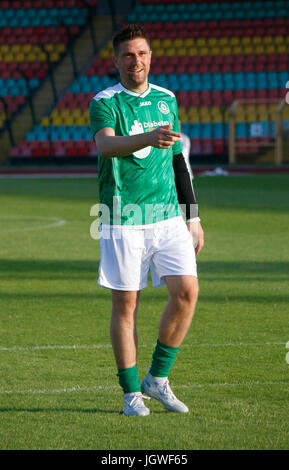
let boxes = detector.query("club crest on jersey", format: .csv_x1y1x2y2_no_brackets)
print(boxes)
158,100,170,115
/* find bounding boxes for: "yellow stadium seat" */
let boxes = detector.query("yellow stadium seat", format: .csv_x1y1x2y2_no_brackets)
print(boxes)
263,36,273,45
212,114,222,123
166,47,176,57
252,37,262,45
151,39,161,48
51,109,60,118
38,52,46,61
236,113,245,123
211,46,221,56
274,35,284,44
188,107,198,117
208,38,217,47
75,117,86,126
265,45,276,54
27,52,37,61
53,116,64,126
277,45,287,53
230,37,240,46
241,37,251,46
154,48,164,57
255,45,265,54
61,109,70,118
243,46,254,55
232,46,242,55
100,49,110,58
211,106,221,116
196,38,206,47
178,108,187,121
4,53,13,62
44,43,54,52
222,46,232,56
57,44,66,53
11,44,21,53
187,47,198,56
50,52,59,62
163,39,172,48
184,38,194,47
23,44,32,54
199,47,209,56
177,47,187,56
63,116,75,126
15,52,25,62
283,106,289,119
41,117,50,126
0,45,9,53
72,109,82,119
174,39,184,48
219,37,229,46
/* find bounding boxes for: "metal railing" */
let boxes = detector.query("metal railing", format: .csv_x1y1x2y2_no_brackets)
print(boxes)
228,98,286,165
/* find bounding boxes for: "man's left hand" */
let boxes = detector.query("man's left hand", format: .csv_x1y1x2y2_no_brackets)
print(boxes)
186,220,204,255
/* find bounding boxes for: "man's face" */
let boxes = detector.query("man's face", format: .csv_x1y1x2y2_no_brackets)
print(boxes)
113,38,152,93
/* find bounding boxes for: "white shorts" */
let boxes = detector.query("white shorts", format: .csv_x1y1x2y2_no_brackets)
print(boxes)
98,216,197,291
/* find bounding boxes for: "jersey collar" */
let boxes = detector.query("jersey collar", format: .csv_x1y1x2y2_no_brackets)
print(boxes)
119,82,151,98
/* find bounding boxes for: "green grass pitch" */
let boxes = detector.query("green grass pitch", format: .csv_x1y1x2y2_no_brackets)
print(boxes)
0,174,288,450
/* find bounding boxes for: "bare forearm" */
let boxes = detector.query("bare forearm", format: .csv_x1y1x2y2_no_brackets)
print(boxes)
97,133,151,158
95,123,181,158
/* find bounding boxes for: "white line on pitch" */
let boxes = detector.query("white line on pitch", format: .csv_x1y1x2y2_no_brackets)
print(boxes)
0,342,285,352
0,380,288,396
0,215,66,233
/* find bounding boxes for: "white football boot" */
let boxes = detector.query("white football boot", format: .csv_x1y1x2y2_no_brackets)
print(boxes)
123,392,150,416
141,372,189,413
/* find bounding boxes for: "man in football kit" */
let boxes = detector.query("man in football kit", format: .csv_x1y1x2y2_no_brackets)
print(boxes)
89,24,204,416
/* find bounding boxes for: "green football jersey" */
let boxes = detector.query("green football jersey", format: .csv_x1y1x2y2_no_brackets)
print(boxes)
89,82,183,225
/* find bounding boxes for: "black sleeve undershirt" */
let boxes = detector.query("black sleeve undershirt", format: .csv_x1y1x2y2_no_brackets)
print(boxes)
172,153,199,220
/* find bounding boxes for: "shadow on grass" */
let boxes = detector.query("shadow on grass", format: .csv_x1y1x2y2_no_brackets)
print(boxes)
1,259,289,280
0,259,100,280
0,407,166,415
0,406,120,414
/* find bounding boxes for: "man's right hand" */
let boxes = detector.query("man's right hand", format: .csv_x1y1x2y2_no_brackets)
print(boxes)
150,123,181,149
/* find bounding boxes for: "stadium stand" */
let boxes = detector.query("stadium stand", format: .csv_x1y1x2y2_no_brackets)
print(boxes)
0,1,94,124
2,0,289,164
0,0,99,160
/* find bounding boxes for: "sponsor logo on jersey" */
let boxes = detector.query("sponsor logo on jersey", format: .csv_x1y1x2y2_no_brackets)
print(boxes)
139,101,152,107
158,100,170,115
143,120,169,129
129,120,151,159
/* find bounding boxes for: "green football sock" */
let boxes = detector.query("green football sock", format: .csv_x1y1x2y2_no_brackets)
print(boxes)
117,364,141,393
149,339,179,377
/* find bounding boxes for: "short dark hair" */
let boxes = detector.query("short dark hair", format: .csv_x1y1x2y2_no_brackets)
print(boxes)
112,24,150,55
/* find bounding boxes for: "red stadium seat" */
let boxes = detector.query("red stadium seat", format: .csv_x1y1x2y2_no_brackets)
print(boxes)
202,139,214,155
213,139,224,154
190,139,201,155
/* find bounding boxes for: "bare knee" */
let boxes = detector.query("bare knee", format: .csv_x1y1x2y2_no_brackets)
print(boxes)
170,277,199,312
111,290,140,321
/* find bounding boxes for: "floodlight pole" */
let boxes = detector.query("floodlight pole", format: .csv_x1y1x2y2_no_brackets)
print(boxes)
228,101,238,164
275,99,285,165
